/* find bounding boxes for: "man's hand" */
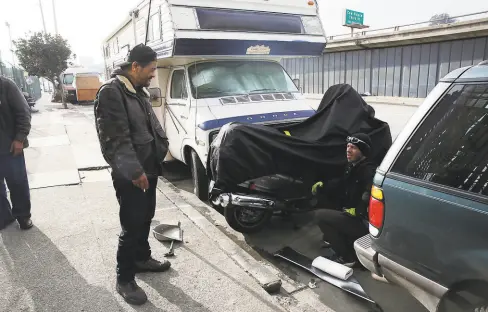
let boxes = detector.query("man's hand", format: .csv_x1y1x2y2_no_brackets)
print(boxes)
311,181,324,195
132,173,149,191
10,140,24,156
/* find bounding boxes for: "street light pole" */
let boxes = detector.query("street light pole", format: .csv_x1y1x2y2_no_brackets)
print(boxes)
38,0,47,33
52,0,58,34
5,22,15,67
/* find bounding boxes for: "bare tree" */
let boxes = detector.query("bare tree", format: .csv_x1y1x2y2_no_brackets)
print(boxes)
429,13,457,26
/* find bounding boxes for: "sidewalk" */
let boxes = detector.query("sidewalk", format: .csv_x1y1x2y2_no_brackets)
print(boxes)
1,95,330,312
1,179,289,312
25,94,107,189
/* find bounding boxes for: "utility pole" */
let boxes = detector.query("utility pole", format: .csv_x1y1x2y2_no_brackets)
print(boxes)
5,22,15,67
38,0,47,33
52,0,58,34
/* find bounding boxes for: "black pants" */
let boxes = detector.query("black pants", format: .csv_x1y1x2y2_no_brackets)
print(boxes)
0,153,31,229
113,176,158,283
315,209,368,262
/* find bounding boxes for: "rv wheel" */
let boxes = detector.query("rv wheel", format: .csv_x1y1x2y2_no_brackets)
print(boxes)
191,149,209,201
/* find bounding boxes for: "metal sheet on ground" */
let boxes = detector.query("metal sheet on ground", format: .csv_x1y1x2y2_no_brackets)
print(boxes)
274,247,375,304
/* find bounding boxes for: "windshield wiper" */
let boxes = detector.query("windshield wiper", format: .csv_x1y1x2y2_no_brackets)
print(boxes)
249,88,277,93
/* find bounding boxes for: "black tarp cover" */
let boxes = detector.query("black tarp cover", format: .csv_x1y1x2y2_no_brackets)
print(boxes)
207,84,393,192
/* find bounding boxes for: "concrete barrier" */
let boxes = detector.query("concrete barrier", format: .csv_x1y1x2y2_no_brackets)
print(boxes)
303,93,424,107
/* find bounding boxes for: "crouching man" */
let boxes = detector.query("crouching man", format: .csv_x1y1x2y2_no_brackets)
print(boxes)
312,133,376,267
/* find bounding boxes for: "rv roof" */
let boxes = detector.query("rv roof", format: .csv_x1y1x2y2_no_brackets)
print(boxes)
103,0,320,42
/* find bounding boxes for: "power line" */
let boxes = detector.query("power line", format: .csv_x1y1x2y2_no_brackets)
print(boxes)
52,0,58,35
38,0,47,34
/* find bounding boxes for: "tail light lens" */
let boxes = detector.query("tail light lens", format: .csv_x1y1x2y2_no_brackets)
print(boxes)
369,186,385,236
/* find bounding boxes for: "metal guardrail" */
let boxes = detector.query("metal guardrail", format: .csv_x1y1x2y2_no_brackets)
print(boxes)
327,10,488,41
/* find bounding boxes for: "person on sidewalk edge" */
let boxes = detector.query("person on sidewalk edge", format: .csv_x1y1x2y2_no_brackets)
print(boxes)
0,75,33,231
311,133,377,267
94,44,171,306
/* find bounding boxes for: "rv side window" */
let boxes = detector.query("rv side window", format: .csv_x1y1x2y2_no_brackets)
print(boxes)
170,70,188,100
147,12,162,42
392,83,488,197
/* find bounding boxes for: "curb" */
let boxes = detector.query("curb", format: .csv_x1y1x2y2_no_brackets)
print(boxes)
157,178,282,294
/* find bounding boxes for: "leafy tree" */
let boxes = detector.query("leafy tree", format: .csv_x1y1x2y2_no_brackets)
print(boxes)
14,32,72,105
429,13,457,26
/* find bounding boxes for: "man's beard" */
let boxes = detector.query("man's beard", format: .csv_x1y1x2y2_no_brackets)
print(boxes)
143,78,152,87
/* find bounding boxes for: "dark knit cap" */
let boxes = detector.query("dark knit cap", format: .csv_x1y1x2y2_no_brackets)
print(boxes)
119,44,157,68
347,133,372,157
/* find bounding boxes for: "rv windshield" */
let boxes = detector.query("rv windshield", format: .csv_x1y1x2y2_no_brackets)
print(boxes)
188,61,298,99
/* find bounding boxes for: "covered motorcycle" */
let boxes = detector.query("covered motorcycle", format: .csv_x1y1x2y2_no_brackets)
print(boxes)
207,84,393,232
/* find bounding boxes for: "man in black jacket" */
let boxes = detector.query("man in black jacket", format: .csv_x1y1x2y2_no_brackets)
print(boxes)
0,76,33,231
312,133,376,266
94,44,170,305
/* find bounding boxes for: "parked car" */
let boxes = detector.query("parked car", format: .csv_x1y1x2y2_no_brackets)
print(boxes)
354,60,488,312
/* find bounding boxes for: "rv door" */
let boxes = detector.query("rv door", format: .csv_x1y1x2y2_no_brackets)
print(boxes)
164,68,191,162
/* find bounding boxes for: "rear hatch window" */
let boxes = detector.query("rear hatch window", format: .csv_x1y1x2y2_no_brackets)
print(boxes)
391,83,488,196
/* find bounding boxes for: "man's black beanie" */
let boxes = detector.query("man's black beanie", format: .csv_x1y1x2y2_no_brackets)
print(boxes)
120,44,157,68
350,133,372,157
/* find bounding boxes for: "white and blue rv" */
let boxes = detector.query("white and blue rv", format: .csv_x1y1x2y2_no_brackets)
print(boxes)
102,0,327,200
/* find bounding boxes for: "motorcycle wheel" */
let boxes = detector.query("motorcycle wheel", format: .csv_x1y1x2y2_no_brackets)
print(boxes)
224,204,272,233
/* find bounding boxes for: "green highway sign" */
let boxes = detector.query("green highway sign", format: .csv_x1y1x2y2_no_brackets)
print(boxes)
344,9,364,26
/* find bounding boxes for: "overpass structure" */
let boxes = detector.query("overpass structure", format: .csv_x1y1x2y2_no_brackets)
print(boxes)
282,12,488,98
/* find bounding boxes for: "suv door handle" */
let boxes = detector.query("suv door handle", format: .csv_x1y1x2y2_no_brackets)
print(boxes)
180,115,188,119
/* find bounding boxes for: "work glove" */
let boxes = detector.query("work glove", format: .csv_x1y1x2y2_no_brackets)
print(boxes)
343,207,357,217
311,181,324,195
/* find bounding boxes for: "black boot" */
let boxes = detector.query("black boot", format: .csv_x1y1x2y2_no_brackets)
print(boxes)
17,218,33,230
116,280,147,305
135,257,171,273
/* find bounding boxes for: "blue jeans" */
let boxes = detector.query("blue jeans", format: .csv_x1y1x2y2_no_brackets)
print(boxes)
0,153,31,226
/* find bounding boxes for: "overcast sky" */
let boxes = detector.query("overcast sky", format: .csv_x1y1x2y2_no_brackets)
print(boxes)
0,0,486,71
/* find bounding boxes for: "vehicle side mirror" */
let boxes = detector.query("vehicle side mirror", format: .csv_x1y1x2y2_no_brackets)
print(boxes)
148,87,164,107
292,78,300,89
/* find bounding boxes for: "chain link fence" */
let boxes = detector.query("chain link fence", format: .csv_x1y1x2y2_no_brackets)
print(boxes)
0,61,42,100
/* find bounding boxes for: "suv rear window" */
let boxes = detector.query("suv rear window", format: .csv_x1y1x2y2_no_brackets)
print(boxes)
392,83,488,196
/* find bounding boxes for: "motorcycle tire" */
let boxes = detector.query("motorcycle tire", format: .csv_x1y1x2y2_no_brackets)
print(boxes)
224,204,272,233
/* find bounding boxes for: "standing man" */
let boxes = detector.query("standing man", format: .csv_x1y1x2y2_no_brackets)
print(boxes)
0,76,33,231
312,133,376,267
94,44,171,306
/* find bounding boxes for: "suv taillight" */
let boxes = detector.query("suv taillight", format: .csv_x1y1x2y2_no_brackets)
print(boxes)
369,186,385,237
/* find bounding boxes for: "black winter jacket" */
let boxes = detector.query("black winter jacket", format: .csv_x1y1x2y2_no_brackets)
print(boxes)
0,76,31,155
318,158,377,219
94,70,168,181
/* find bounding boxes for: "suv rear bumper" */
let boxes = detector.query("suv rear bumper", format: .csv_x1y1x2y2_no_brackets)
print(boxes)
354,234,381,276
354,234,449,312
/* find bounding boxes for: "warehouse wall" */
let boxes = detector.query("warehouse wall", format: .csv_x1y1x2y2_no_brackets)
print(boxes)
282,37,488,98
